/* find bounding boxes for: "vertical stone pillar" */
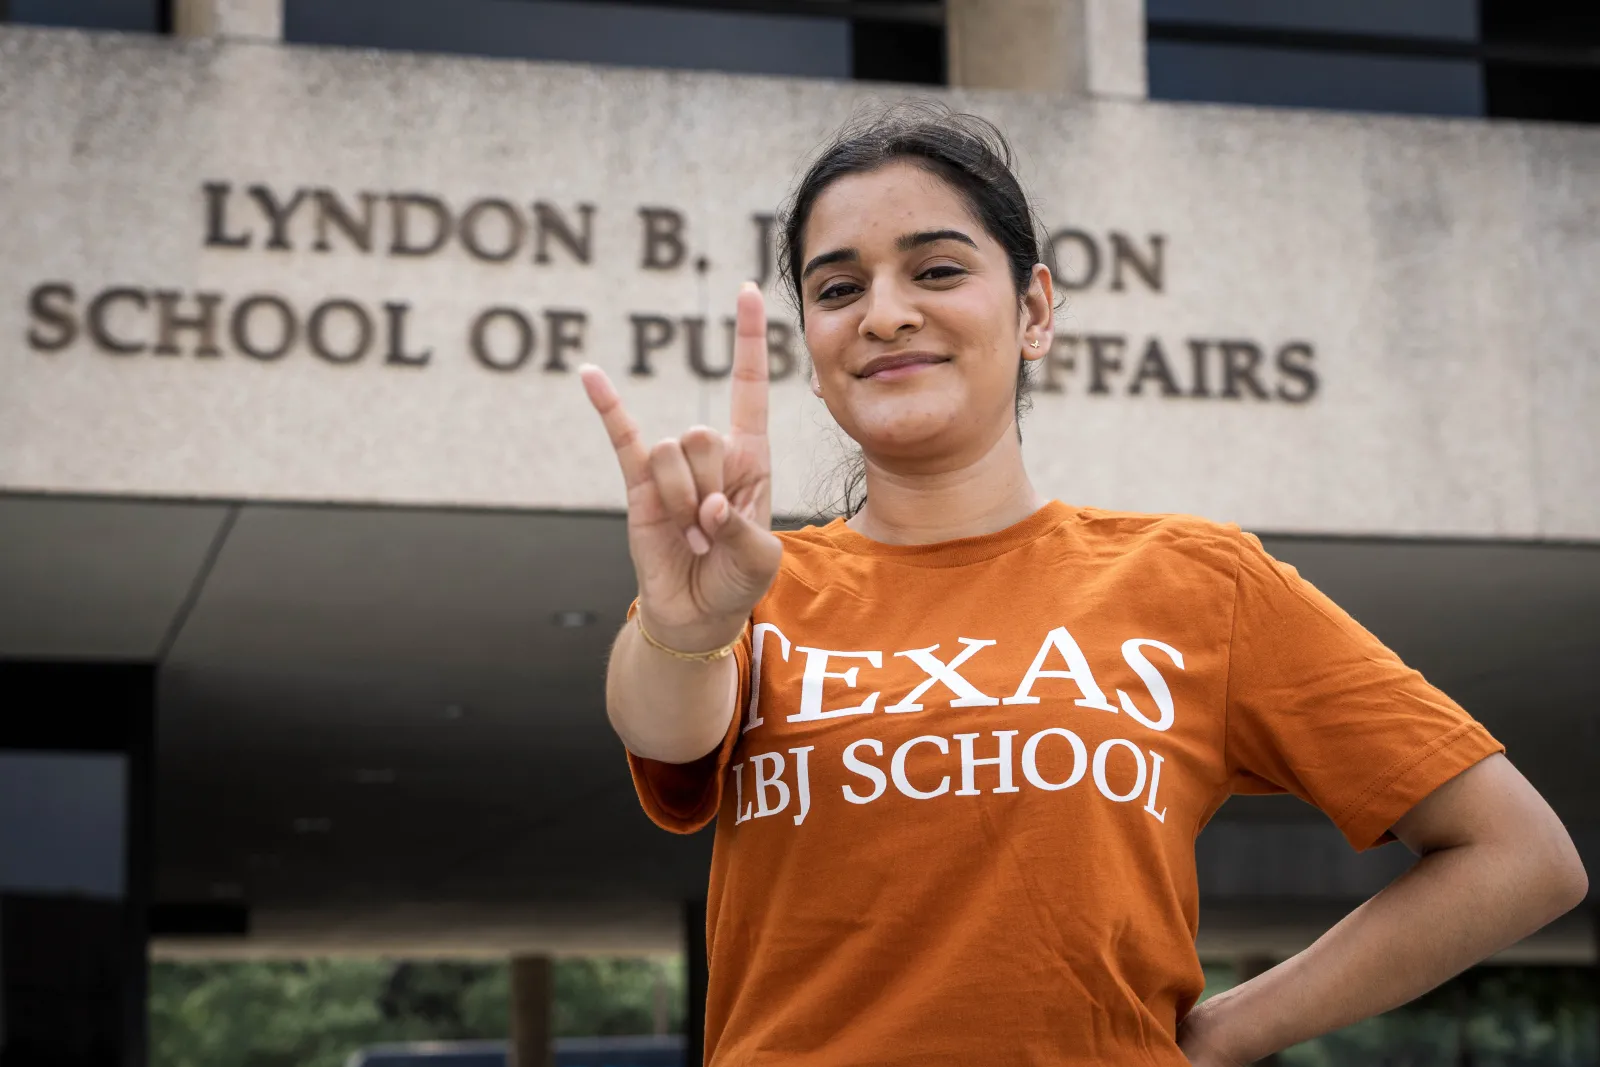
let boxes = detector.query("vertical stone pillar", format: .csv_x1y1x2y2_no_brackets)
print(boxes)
0,897,6,1057
172,0,284,41
651,965,670,1035
685,899,708,1067
509,955,553,1067
945,0,1146,98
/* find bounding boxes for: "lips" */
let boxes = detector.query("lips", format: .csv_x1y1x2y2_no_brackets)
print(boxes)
857,352,951,378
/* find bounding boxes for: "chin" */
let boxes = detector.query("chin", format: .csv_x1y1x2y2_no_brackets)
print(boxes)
845,402,967,458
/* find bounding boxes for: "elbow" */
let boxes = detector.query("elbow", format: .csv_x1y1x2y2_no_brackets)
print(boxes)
1528,824,1589,920
1509,776,1590,919
606,698,726,765
1481,808,1591,926
1550,845,1589,915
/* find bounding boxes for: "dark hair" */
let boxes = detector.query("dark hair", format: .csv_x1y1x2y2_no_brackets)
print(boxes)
776,101,1054,517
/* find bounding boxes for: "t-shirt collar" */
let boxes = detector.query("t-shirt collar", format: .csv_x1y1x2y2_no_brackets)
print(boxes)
813,499,1078,568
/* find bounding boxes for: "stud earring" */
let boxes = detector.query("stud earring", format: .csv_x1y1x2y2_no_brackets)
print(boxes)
1029,339,1040,349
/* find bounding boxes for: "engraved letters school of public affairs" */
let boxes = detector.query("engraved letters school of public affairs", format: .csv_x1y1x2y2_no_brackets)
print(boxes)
24,182,1317,402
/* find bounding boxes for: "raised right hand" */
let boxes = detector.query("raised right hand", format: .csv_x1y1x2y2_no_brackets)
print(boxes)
579,282,784,653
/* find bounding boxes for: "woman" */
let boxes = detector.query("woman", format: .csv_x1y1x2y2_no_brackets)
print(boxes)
578,107,1586,1066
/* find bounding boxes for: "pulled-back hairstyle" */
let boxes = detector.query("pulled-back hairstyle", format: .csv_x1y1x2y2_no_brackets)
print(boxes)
776,101,1055,517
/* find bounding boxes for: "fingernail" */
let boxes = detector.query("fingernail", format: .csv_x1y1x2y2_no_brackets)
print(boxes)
741,280,759,293
686,527,711,555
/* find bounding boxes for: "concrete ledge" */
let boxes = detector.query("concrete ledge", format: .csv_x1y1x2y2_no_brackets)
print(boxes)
1,26,1596,541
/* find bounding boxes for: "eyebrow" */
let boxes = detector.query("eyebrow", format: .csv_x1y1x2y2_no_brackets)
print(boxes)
801,247,857,280
801,228,980,281
897,229,978,252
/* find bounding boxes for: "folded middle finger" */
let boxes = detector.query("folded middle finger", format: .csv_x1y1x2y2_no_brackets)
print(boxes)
681,426,725,502
649,438,708,553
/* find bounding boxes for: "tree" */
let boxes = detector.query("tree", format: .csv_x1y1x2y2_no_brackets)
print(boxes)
149,955,686,1067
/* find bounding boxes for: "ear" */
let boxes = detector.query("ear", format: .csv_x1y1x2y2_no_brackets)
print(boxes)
1020,263,1055,362
810,371,824,398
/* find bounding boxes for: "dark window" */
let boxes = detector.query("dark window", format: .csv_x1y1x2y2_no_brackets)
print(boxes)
852,17,943,85
1148,42,1483,117
1148,0,1600,124
3,0,160,32
1483,64,1600,124
1147,0,1485,118
1147,0,1479,41
1480,0,1600,123
285,0,851,80
0,662,155,1067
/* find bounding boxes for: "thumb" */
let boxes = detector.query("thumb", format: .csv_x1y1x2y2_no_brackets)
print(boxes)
701,493,780,564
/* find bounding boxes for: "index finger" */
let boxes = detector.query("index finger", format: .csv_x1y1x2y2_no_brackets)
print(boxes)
729,282,768,437
579,363,651,488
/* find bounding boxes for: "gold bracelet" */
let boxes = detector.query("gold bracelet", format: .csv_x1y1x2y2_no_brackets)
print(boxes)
634,613,746,663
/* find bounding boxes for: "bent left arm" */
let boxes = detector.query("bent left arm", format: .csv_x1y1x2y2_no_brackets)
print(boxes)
1179,754,1588,1066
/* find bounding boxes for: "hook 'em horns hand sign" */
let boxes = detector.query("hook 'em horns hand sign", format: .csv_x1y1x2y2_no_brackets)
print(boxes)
580,282,784,655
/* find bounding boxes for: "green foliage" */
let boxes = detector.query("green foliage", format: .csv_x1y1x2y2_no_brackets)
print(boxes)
150,959,403,1067
150,959,1594,1067
149,956,684,1067
1197,964,1599,1067
554,957,686,1038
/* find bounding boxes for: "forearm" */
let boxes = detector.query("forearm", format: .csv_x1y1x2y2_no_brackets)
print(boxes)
605,616,740,764
1183,833,1586,1064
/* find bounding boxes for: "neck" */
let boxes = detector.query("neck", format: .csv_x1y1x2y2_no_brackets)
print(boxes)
846,427,1047,545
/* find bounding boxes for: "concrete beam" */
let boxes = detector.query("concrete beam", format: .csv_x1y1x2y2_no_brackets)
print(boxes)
172,0,283,41
946,0,1146,98
147,898,1597,965
4,28,1598,541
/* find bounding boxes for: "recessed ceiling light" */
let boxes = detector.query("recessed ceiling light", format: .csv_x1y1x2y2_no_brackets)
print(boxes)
552,609,597,628
293,816,332,834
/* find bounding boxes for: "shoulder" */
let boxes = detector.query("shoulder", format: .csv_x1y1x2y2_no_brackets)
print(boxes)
1065,504,1249,560
766,518,858,593
1071,508,1319,606
773,518,847,558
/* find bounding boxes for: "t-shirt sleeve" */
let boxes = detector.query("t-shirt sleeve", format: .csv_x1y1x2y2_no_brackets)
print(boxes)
623,601,752,835
1224,532,1504,850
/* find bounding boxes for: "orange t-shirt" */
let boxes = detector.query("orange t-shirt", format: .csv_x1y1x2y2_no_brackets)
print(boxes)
627,501,1502,1066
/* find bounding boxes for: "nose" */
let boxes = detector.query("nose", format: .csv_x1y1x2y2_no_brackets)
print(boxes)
858,274,922,342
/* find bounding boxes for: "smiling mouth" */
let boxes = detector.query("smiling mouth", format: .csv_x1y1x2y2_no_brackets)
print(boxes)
857,353,951,378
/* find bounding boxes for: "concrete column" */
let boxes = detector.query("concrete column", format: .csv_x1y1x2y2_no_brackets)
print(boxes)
946,0,1146,98
509,955,553,1067
0,898,6,1056
172,0,283,41
685,899,708,1067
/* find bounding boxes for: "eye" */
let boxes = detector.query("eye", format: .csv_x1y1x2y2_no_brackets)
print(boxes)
917,263,967,282
816,280,862,302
